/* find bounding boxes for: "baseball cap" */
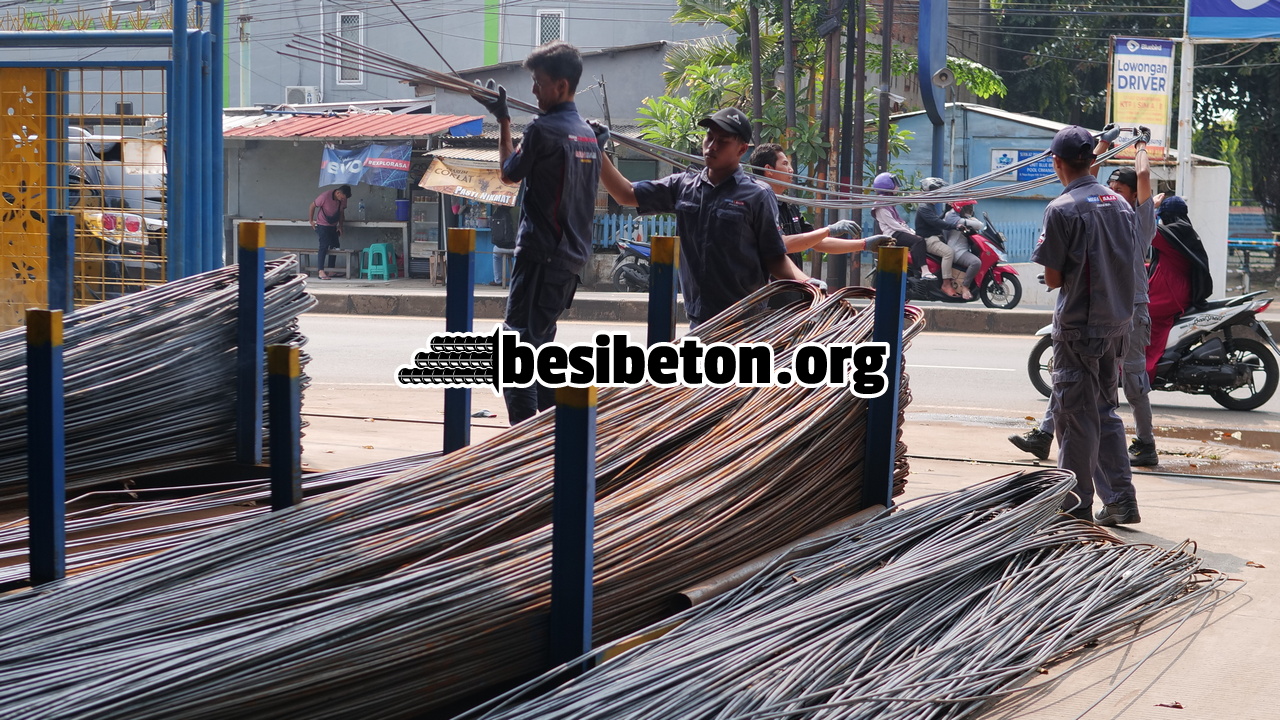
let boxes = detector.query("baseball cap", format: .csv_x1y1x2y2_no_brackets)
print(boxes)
1050,126,1095,162
698,107,753,143
1107,167,1137,191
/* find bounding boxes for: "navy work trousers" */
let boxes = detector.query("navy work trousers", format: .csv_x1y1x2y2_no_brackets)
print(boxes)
503,258,579,424
1051,335,1136,511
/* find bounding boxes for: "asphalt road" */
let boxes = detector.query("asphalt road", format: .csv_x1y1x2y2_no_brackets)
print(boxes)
298,313,1280,434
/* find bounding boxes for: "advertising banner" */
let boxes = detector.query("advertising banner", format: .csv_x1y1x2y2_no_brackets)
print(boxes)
319,144,413,189
1189,0,1280,40
1111,37,1175,160
990,149,1056,182
418,157,519,206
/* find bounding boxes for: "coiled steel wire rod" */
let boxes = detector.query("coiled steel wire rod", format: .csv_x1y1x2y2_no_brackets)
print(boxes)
0,284,920,719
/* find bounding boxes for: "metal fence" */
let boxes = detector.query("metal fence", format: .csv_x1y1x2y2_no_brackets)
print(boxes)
593,213,677,249
998,221,1041,264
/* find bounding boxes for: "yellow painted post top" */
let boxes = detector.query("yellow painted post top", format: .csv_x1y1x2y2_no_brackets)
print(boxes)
447,228,477,254
25,309,63,347
651,235,680,268
267,345,301,379
877,246,909,275
239,221,267,250
555,386,598,408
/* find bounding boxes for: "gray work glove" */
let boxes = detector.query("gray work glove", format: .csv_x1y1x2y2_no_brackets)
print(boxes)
586,119,610,151
473,79,509,121
963,217,985,232
1137,125,1152,145
805,277,828,292
1100,122,1121,144
826,218,860,238
862,234,892,251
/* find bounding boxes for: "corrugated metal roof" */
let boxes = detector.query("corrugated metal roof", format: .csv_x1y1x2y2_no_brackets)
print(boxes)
224,113,483,140
428,147,501,163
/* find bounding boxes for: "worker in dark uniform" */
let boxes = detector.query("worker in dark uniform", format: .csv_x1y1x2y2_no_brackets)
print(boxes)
1010,126,1161,468
748,143,887,266
474,41,601,424
596,108,814,328
1034,125,1138,525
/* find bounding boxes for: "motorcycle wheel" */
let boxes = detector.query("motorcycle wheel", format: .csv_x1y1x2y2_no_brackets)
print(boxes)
979,273,1022,309
1209,337,1279,411
611,257,646,292
1027,335,1053,399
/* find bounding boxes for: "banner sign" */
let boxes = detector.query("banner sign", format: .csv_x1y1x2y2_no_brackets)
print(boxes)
1189,0,1280,40
418,157,519,206
319,144,413,189
990,149,1056,182
1111,37,1175,160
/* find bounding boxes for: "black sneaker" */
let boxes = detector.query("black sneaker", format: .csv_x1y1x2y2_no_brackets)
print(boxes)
1009,428,1053,460
1128,438,1158,467
1094,500,1141,527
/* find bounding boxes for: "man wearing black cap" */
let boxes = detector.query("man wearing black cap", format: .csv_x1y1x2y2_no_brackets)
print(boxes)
597,107,814,328
1033,125,1139,525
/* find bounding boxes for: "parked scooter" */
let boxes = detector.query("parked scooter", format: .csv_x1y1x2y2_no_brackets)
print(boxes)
1027,291,1280,410
907,210,1022,309
612,237,651,292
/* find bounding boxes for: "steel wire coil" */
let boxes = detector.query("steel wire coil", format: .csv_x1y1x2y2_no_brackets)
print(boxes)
0,283,920,719
467,470,1233,720
0,258,316,502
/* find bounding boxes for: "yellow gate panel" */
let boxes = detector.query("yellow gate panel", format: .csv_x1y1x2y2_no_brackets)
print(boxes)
0,68,48,330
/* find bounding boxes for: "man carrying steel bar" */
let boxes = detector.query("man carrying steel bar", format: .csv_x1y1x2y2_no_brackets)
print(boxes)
1033,125,1139,524
474,41,602,425
595,108,816,329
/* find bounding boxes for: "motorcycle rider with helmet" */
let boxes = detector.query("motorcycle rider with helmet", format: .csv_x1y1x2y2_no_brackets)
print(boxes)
870,172,936,280
913,177,965,298
942,199,987,300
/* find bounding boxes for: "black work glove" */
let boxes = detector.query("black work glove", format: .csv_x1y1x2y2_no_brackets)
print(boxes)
1100,123,1121,144
473,79,509,121
586,119,610,151
1137,125,1152,145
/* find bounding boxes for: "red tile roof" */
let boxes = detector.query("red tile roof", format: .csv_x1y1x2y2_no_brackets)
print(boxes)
224,113,482,140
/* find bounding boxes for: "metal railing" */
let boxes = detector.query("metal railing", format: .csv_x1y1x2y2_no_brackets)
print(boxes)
593,213,677,249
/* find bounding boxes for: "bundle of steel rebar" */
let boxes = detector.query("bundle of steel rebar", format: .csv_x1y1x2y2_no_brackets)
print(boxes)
467,470,1232,720
0,258,315,502
0,283,918,720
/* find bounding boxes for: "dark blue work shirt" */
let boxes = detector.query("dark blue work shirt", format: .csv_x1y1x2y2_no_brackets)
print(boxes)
502,101,601,274
634,166,787,323
914,202,960,239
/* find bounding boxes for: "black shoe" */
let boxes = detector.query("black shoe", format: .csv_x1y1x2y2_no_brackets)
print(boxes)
1009,428,1053,460
1065,505,1093,522
1094,500,1141,527
1128,438,1158,467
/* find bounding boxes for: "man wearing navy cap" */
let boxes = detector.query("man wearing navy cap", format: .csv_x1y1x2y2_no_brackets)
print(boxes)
597,107,815,328
1033,125,1140,525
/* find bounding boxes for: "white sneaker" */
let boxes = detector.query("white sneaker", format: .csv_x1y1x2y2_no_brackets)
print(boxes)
920,271,938,280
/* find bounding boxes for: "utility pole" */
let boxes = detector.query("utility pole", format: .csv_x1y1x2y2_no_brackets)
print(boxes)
749,2,763,143
817,0,843,283
852,0,868,283
836,0,859,289
237,14,252,107
876,0,894,173
782,0,797,131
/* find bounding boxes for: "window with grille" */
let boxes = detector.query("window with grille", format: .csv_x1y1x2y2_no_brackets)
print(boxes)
336,12,364,85
536,10,564,45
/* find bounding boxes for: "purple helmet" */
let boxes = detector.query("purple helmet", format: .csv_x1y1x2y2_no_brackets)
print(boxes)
872,172,899,194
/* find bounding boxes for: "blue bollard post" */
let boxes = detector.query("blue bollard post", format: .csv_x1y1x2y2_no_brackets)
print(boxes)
444,228,476,453
647,235,679,346
26,309,66,585
549,386,597,669
862,246,907,510
236,221,266,465
268,345,302,510
47,214,75,313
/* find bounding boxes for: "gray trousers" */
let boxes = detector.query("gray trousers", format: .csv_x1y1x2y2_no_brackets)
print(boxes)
1040,304,1153,444
1050,335,1135,510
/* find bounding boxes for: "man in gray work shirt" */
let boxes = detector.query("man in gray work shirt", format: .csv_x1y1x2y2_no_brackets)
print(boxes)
1034,125,1138,524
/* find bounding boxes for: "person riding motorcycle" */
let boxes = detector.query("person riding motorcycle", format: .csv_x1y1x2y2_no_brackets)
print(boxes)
941,199,985,301
1146,195,1213,381
913,176,961,297
870,172,936,280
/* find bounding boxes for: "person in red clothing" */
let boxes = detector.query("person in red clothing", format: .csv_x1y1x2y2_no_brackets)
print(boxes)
1145,195,1212,380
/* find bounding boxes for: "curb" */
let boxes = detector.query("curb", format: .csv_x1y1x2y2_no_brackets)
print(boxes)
309,290,1052,335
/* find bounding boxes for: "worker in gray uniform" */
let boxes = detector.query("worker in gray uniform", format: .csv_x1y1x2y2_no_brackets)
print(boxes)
1011,125,1161,471
595,108,816,328
1033,125,1139,525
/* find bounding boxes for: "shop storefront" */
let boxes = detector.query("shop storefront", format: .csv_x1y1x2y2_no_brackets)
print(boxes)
417,149,519,285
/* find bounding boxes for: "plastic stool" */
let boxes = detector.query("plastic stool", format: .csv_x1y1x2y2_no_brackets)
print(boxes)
362,243,395,281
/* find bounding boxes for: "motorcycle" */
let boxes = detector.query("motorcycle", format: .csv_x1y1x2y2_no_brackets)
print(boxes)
612,235,651,293
907,212,1022,309
1027,291,1280,410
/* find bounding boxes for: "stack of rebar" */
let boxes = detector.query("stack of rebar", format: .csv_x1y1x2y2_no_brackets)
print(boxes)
0,283,917,719
0,258,315,502
467,470,1231,720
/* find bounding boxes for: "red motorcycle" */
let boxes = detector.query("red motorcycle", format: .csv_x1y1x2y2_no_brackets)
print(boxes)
911,210,1022,309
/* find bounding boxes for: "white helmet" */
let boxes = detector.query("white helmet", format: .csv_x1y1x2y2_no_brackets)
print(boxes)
920,176,946,193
